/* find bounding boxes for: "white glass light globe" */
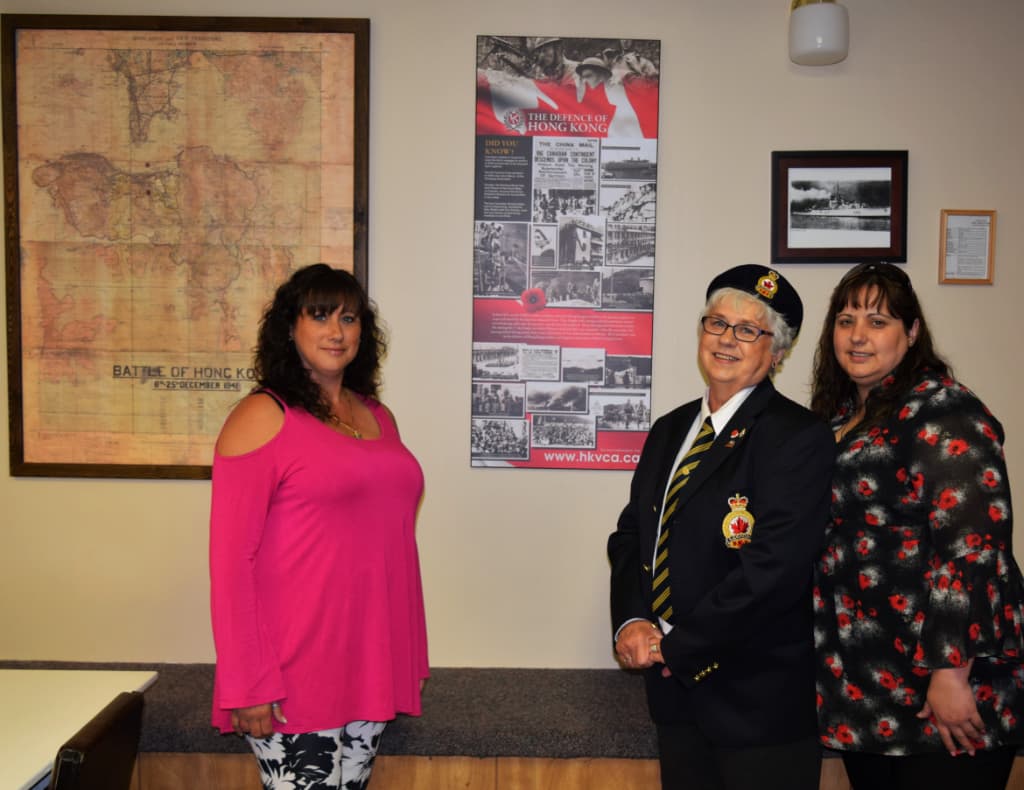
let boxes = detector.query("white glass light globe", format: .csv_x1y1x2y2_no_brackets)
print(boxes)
789,2,850,66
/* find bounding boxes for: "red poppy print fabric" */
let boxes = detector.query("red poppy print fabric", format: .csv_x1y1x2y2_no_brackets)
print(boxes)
815,370,1024,755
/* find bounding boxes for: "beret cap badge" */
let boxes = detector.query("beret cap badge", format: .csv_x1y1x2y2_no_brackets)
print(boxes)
756,271,780,300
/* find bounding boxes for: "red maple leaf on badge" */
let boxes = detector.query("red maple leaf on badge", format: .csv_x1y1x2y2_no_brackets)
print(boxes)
730,517,748,534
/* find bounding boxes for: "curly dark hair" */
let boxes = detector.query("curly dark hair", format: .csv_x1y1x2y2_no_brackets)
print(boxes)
254,264,386,421
811,263,950,425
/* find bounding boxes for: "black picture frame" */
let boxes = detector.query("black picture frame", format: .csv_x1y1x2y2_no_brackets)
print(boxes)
771,150,908,264
3,14,369,478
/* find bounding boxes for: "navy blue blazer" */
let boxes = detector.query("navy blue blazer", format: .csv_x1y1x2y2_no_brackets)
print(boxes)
608,379,834,747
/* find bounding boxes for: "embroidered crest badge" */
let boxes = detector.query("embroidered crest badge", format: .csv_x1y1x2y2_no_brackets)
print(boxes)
722,492,754,549
755,271,780,301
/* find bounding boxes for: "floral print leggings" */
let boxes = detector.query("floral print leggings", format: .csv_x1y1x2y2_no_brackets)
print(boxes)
247,720,387,790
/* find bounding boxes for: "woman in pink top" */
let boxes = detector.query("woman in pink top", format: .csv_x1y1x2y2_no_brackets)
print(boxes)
210,264,427,789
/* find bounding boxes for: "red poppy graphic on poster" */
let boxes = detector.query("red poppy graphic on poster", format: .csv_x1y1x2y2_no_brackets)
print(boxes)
471,36,660,470
520,288,547,313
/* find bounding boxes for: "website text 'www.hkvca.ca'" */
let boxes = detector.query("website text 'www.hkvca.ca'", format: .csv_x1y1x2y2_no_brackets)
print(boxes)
540,450,641,465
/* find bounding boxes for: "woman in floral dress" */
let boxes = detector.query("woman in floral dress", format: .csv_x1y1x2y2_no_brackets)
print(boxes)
812,262,1024,788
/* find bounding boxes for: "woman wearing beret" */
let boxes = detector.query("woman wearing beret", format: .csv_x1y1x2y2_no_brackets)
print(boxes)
609,264,835,790
813,263,1024,789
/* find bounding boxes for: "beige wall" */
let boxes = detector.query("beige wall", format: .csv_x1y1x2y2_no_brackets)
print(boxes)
2,0,1022,668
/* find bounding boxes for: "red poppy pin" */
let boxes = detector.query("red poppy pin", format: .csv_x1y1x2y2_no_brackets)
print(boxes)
724,428,746,448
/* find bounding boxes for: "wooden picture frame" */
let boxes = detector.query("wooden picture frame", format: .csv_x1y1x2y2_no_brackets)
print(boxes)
3,14,369,478
771,150,908,264
938,209,995,285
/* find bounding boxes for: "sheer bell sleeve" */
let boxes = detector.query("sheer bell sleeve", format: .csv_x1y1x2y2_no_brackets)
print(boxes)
209,441,288,720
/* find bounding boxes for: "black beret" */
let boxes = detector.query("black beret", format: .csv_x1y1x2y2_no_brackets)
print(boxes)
705,264,803,334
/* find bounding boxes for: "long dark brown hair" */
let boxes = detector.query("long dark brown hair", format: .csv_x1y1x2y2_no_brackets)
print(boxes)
811,263,949,425
254,264,386,422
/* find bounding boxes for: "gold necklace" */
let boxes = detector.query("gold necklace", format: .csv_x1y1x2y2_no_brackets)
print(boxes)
329,390,362,439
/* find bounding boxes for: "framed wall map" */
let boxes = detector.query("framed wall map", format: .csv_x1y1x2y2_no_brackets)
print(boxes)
3,14,369,478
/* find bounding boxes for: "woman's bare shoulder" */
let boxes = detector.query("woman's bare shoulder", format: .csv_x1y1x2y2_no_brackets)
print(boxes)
215,392,286,456
377,400,401,435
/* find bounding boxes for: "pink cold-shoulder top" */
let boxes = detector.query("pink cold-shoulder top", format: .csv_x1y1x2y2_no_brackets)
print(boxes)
209,393,427,733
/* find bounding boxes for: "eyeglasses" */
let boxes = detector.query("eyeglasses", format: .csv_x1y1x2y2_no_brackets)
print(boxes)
700,316,773,343
838,262,911,287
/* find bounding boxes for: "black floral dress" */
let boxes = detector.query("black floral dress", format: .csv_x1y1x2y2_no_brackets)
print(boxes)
815,369,1024,755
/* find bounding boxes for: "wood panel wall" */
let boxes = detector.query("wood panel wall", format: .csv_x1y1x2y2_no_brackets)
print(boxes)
133,753,836,789
132,752,1024,789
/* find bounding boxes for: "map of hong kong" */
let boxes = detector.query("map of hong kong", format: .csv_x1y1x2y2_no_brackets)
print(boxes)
13,26,356,467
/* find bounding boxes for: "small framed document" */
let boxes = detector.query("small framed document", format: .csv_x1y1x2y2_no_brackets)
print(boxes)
939,209,996,285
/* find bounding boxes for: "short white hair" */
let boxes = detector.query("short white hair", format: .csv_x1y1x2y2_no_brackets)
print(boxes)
703,287,796,355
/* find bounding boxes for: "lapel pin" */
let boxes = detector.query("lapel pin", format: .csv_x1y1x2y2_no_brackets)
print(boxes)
724,428,746,448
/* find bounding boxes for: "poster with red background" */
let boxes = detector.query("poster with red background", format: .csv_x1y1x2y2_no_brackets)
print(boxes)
472,35,660,470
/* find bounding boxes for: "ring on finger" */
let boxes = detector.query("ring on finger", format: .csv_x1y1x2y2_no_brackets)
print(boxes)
649,643,660,653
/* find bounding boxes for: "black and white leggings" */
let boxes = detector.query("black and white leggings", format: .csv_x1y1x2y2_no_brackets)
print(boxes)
246,720,387,790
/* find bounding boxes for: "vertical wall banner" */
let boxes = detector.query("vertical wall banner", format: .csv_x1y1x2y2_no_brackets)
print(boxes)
471,36,660,470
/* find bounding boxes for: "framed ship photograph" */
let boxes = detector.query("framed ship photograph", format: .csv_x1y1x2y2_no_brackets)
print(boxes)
770,150,908,264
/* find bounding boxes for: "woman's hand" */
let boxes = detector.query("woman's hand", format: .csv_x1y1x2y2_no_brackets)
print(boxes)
615,621,664,671
917,662,984,756
232,702,287,738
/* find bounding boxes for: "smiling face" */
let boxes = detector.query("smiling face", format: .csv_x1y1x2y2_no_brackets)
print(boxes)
833,286,919,402
292,303,362,388
698,295,782,411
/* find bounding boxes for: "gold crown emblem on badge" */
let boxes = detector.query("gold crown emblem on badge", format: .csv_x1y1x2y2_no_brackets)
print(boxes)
722,492,754,550
728,493,749,509
755,271,780,301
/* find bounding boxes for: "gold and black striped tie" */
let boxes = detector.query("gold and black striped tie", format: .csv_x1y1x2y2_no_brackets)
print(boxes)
651,417,716,623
